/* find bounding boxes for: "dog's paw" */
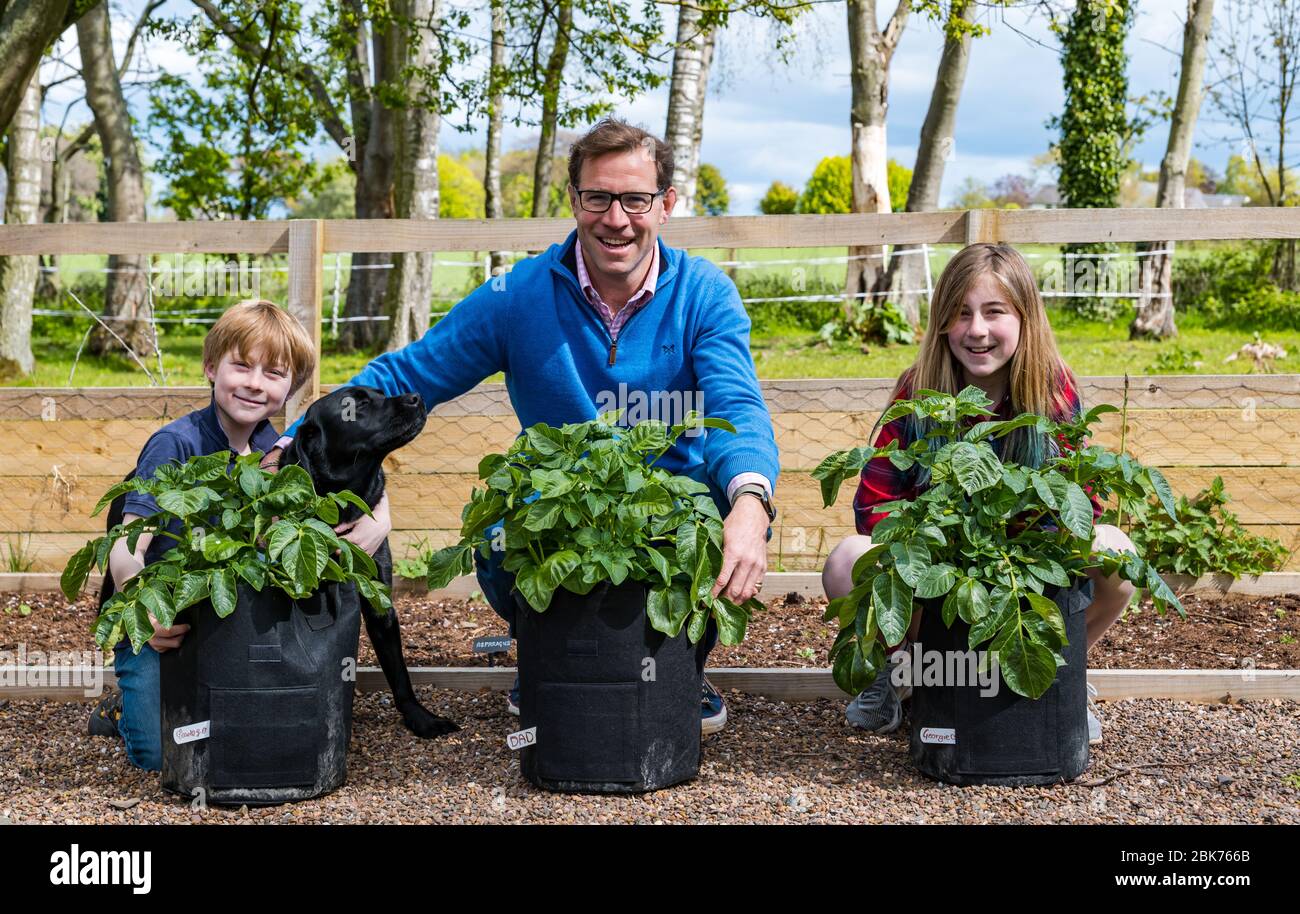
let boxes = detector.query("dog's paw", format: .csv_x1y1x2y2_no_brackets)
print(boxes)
400,704,460,738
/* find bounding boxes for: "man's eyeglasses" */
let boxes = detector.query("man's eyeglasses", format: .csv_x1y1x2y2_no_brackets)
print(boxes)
574,188,666,215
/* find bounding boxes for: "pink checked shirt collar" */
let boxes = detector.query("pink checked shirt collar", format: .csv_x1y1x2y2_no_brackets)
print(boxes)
574,236,658,338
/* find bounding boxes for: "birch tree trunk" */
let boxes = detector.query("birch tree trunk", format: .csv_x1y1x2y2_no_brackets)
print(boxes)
844,0,908,309
484,0,508,273
1131,0,1214,340
880,1,970,327
0,70,39,379
532,0,573,219
341,12,399,352
665,4,716,216
78,2,155,360
384,0,441,352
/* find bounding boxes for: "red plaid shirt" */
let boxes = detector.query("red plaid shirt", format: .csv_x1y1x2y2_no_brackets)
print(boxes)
852,370,1105,535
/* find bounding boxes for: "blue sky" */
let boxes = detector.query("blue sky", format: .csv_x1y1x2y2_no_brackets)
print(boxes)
40,0,1247,216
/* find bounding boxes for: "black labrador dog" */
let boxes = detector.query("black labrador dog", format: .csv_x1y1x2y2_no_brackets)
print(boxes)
99,385,458,738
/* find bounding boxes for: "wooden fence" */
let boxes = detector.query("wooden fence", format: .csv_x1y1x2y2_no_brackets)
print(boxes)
0,210,1298,573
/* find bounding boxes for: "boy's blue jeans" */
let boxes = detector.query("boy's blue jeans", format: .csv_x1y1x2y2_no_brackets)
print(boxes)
112,638,162,771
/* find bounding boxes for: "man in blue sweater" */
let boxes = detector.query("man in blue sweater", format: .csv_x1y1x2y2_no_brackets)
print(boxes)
263,117,780,734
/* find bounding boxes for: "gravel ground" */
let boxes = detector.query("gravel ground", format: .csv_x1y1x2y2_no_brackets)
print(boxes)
1,689,1296,824
6,589,1299,671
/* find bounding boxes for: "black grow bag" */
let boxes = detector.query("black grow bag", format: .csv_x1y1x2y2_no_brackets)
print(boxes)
160,580,362,805
514,580,707,794
908,578,1094,786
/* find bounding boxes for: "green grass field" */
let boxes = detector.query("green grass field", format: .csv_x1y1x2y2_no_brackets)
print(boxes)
16,243,1287,387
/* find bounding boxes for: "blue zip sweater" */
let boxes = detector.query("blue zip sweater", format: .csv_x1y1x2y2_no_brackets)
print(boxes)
285,229,780,516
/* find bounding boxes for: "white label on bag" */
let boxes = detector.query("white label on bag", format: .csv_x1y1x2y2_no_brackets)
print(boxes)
173,720,210,745
920,727,956,745
506,727,536,751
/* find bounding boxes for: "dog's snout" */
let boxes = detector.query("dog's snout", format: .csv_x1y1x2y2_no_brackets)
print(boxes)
402,392,423,410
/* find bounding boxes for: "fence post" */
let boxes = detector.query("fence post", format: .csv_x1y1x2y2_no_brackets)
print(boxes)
286,219,323,426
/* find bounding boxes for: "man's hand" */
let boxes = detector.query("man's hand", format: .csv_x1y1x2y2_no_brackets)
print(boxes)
147,614,189,652
334,490,392,557
711,495,769,604
259,446,283,474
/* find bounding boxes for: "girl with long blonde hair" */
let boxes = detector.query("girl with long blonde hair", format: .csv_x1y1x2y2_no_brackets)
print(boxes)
822,243,1133,742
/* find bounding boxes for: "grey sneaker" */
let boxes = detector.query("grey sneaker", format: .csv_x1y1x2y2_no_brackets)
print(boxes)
845,668,904,734
1086,680,1102,745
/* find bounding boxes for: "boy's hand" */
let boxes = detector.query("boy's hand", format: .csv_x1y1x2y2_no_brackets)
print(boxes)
334,491,392,557
260,446,283,474
147,614,189,652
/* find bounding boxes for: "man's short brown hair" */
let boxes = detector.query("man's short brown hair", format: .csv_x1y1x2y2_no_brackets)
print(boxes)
567,116,675,191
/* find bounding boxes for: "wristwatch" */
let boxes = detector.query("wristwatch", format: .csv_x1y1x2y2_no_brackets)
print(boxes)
732,483,777,523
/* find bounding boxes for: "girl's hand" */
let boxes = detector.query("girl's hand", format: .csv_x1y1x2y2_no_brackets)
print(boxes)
334,491,392,557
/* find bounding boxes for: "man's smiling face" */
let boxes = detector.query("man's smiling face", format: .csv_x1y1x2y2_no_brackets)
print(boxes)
568,149,677,293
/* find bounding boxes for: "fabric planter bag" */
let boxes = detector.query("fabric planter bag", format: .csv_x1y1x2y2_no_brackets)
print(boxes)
160,580,362,805
514,580,707,794
908,578,1094,787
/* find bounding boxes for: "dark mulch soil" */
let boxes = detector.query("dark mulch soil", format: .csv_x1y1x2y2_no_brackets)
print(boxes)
5,588,1298,671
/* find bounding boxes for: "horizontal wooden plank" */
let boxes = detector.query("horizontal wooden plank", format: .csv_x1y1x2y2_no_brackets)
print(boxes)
4,665,1296,702
0,221,291,256
4,209,1300,257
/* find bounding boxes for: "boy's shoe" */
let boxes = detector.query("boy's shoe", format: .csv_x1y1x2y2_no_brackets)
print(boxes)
701,676,728,736
506,675,520,716
87,689,123,738
1086,680,1103,745
846,670,903,734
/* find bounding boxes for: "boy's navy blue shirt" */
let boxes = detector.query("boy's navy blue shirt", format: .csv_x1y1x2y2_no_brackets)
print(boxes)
123,391,281,566
281,229,781,517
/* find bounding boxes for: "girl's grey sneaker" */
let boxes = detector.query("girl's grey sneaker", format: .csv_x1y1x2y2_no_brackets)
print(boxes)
845,670,903,734
1086,680,1102,745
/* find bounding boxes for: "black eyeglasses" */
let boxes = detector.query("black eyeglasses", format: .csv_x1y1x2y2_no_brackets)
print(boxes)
574,188,666,215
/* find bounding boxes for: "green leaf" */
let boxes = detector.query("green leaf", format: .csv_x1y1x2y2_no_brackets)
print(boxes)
426,544,473,589
913,563,959,599
1060,482,1094,539
1025,592,1068,646
889,541,930,588
713,599,750,645
541,549,582,588
872,571,913,646
1146,466,1178,520
955,577,990,624
209,568,237,618
949,442,1002,494
157,486,220,516
995,626,1058,699
524,499,564,532
174,572,210,610
686,604,708,643
61,542,95,601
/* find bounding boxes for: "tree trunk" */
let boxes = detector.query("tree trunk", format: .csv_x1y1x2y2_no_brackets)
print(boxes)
532,0,572,219
485,0,508,273
665,4,716,216
77,2,155,360
384,0,441,352
0,0,87,135
879,1,971,327
1132,0,1214,340
0,70,39,379
844,0,908,310
340,15,399,353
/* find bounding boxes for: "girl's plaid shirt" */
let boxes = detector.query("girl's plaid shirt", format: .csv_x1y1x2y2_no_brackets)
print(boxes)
852,373,1106,536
